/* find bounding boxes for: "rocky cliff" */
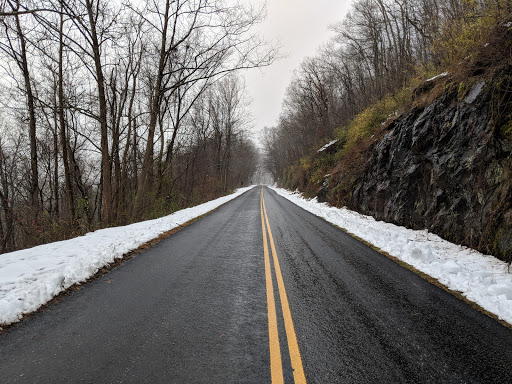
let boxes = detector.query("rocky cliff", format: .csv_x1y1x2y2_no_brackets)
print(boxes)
350,79,512,262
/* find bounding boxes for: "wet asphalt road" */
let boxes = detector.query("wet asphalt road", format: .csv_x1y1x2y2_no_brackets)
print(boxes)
1,186,512,383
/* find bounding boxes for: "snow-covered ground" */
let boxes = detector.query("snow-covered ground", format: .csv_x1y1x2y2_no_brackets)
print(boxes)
2,184,511,329
271,187,512,326
0,186,256,327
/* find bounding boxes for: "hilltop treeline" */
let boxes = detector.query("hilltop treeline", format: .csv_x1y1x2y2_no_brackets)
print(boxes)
0,0,275,253
263,0,512,261
263,0,512,180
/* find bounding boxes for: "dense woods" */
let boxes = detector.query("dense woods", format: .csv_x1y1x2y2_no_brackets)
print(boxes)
263,0,512,181
0,0,275,252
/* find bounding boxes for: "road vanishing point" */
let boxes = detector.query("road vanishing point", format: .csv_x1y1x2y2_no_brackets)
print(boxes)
1,186,512,383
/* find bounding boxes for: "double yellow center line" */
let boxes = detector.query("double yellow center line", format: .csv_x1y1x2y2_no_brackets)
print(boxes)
260,187,307,384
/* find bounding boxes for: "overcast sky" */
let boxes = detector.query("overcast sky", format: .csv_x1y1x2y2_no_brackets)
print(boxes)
244,0,351,137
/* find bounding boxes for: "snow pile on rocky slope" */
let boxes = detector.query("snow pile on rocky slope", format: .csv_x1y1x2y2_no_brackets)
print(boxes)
272,187,512,325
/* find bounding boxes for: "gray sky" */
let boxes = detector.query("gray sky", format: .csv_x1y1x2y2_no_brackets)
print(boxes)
244,0,351,134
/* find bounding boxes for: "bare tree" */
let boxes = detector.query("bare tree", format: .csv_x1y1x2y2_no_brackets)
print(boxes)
0,0,41,222
0,0,273,252
132,0,276,216
50,0,123,224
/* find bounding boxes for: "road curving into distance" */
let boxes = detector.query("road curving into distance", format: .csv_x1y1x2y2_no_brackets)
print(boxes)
1,186,512,383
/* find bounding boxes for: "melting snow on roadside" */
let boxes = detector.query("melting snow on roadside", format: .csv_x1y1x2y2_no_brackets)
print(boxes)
0,186,256,327
271,187,512,325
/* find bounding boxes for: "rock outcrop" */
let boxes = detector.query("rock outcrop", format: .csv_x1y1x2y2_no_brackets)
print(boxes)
350,81,512,261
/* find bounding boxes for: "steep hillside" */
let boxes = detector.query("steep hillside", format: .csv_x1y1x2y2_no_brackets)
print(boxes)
282,24,512,262
351,78,512,261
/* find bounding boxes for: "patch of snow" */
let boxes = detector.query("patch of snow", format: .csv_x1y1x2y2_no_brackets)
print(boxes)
0,186,256,327
503,21,512,28
317,139,338,152
271,187,512,325
426,72,449,82
464,81,485,104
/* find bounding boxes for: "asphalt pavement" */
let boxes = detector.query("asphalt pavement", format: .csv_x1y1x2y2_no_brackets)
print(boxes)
1,186,512,383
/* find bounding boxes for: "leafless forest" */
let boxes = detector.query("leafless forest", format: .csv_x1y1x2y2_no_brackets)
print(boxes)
0,0,510,254
0,0,276,252
263,0,511,180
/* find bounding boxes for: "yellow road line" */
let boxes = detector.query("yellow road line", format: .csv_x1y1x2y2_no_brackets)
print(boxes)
261,188,307,384
261,188,284,384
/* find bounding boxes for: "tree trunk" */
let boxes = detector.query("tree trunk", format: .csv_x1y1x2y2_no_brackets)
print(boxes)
85,0,112,224
135,2,171,216
14,10,40,221
52,85,59,219
59,11,75,223
0,149,14,253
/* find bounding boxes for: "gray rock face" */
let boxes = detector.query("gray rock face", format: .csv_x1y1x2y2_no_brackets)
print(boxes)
350,87,512,261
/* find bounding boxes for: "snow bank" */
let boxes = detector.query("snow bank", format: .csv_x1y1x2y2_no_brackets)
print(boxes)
426,72,449,82
271,187,512,325
0,186,256,327
317,139,338,152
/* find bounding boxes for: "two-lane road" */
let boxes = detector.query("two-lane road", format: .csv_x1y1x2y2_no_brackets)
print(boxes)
1,186,512,383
